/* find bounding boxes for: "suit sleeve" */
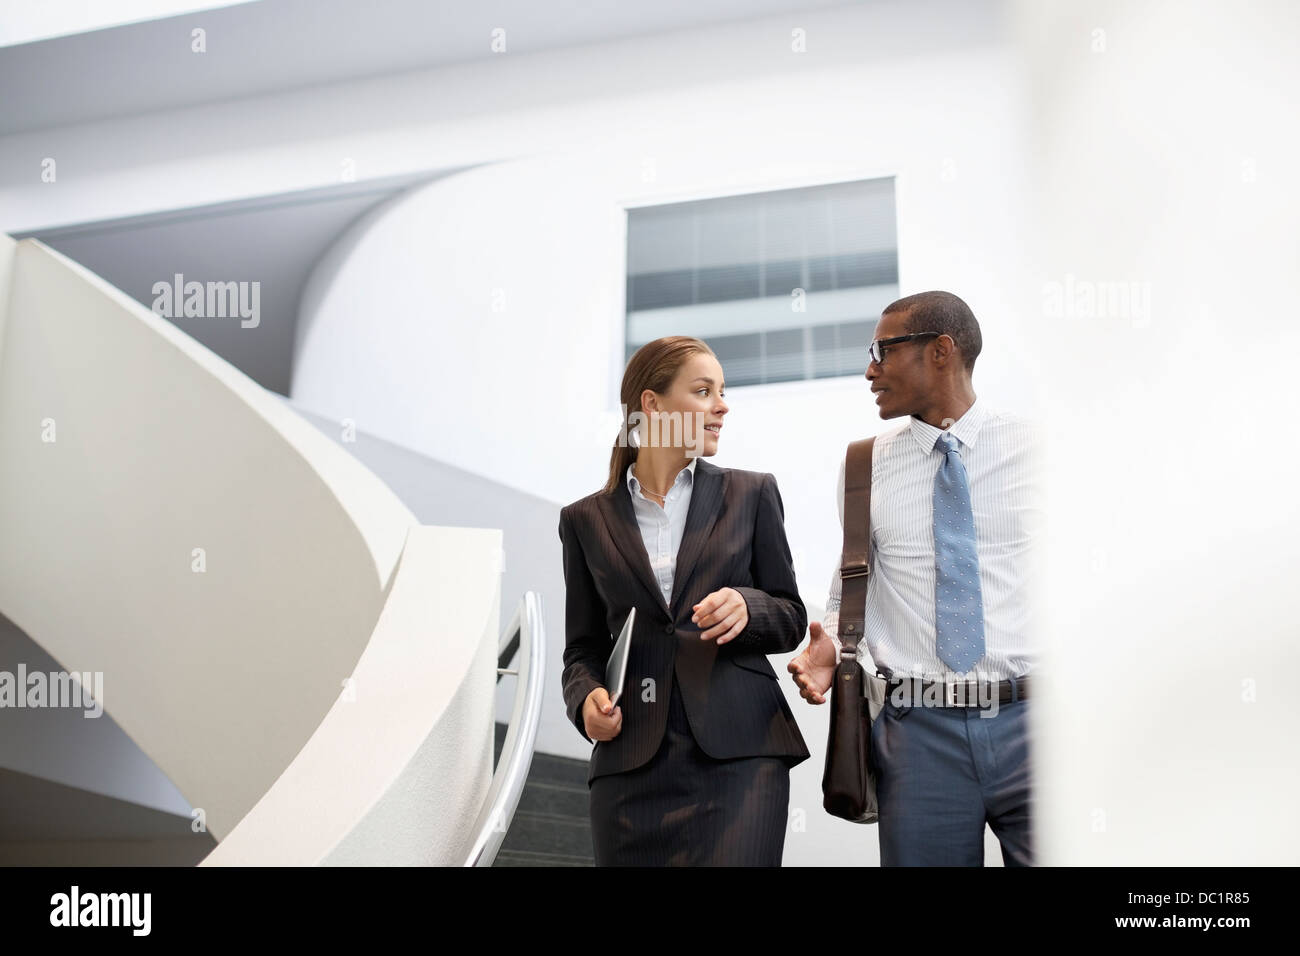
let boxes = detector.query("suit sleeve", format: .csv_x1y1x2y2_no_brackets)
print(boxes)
558,506,609,743
729,473,809,654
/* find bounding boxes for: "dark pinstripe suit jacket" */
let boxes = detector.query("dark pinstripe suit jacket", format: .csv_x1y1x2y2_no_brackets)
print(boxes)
558,456,811,784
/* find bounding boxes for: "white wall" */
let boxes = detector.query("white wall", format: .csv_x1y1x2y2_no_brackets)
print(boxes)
1012,0,1300,865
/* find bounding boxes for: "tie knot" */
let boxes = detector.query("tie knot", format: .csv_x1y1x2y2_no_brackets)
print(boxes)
935,433,959,456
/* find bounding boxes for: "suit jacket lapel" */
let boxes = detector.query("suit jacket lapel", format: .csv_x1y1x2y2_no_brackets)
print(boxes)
598,478,672,619
670,458,725,613
595,457,726,621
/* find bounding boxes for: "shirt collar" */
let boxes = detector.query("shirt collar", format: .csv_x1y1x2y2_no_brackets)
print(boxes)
908,395,989,454
626,456,698,495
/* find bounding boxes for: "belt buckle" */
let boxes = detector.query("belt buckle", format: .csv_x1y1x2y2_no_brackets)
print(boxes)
945,682,959,706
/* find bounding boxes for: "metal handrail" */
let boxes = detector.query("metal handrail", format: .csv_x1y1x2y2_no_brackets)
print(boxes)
462,590,546,866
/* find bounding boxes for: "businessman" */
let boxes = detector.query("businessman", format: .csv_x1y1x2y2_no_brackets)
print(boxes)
789,290,1044,866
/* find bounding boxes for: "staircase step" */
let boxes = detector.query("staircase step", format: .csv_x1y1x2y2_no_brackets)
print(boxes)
491,722,594,866
515,779,588,818
494,722,589,786
499,810,594,859
494,848,593,867
522,751,589,787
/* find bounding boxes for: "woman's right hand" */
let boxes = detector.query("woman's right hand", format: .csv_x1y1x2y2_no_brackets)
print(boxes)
582,687,623,741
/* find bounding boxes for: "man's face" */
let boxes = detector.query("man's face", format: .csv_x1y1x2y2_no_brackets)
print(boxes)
865,310,932,419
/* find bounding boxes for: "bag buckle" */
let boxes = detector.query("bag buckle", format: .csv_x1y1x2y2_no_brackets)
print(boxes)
840,562,870,579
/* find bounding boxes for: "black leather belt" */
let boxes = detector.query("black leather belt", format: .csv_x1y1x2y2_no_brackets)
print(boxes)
882,674,1031,706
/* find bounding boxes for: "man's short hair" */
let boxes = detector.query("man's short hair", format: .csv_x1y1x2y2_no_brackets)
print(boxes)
883,290,982,372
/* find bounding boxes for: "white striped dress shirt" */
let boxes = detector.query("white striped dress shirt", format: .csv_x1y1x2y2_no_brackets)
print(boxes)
824,396,1045,682
625,457,697,601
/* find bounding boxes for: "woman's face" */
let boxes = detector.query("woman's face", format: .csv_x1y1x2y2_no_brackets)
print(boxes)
640,352,729,457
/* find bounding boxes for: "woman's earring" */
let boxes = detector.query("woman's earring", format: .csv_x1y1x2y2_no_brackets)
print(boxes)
629,425,641,449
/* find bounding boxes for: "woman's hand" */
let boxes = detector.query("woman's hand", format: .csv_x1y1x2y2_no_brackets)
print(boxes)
692,587,749,645
582,687,623,741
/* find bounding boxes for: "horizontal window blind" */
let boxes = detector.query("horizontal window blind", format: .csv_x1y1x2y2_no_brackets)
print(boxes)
626,178,898,385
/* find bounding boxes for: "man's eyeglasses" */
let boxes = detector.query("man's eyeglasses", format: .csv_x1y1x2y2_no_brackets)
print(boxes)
868,332,942,365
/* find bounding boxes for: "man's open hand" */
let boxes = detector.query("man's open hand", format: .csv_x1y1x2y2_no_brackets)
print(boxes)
787,621,837,704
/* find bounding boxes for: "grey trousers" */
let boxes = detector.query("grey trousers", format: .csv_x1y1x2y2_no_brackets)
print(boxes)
873,690,1034,866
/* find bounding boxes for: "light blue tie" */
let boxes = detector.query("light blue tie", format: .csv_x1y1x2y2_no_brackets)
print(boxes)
933,432,985,673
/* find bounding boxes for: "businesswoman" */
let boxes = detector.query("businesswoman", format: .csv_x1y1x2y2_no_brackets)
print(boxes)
558,335,810,866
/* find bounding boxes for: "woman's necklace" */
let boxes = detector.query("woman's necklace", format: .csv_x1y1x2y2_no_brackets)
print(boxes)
634,465,672,504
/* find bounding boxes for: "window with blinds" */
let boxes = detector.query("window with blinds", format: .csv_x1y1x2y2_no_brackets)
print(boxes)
625,178,898,386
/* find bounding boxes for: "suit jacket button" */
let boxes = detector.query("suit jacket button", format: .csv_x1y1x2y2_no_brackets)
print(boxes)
664,623,674,634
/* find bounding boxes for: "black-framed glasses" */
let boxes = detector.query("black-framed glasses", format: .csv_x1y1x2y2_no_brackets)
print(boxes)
868,331,942,365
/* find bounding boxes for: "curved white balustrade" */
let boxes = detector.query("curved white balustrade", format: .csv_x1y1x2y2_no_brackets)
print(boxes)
203,525,501,866
0,235,504,854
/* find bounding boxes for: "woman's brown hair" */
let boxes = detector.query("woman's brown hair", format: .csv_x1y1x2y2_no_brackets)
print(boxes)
602,336,716,495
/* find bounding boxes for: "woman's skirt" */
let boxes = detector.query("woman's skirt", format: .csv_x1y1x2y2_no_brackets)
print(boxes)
588,671,791,866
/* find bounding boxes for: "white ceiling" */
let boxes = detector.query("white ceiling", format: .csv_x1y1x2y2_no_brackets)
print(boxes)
14,170,455,395
0,0,855,136
1,0,861,396
0,0,263,48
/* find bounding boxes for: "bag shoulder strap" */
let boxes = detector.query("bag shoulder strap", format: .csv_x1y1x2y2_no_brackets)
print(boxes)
838,437,875,661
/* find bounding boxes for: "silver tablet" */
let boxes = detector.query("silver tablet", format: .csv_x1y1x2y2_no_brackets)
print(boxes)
605,607,636,707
